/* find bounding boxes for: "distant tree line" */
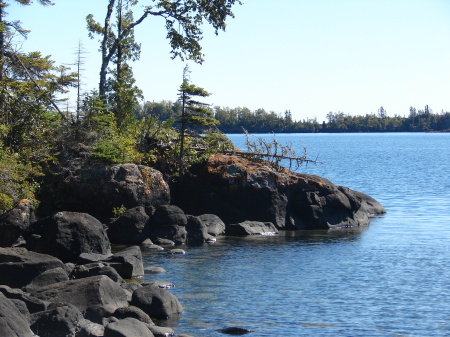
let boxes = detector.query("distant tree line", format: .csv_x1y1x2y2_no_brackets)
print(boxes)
140,102,450,133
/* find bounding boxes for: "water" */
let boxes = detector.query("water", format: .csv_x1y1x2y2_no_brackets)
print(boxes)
142,133,450,336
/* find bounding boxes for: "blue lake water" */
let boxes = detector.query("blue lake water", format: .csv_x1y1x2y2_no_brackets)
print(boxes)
142,133,450,337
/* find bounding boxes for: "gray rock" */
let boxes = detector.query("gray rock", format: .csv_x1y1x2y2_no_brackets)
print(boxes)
0,285,47,314
24,267,69,292
150,205,188,244
26,211,111,262
186,215,216,244
112,306,154,325
197,214,226,236
31,275,128,314
77,321,105,337
226,221,279,236
148,325,174,337
0,199,35,247
30,304,84,337
167,249,186,255
0,292,35,337
104,245,144,279
77,252,112,264
0,247,66,288
104,317,154,337
108,206,151,244
144,266,166,274
70,263,123,283
131,284,183,320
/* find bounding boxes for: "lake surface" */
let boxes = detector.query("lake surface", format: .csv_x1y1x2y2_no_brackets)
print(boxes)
142,133,450,337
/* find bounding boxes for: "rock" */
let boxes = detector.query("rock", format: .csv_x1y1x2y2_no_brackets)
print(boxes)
0,199,35,247
148,325,175,337
112,306,154,325
44,163,170,217
217,327,254,335
104,317,154,337
77,321,105,337
77,252,112,264
131,284,183,320
108,206,151,244
167,248,186,255
197,214,226,236
149,205,188,244
186,215,217,244
0,285,47,314
0,247,66,288
30,304,84,337
152,238,175,246
70,263,123,283
225,221,279,236
172,154,386,229
31,275,128,314
104,245,144,279
25,211,111,262
0,292,35,337
23,267,69,293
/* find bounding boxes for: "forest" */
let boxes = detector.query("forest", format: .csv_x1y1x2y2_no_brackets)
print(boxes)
142,101,450,133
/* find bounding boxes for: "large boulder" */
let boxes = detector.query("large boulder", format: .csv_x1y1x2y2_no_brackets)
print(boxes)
226,221,279,236
0,292,35,337
186,215,216,244
196,214,226,236
44,163,170,217
30,304,84,337
0,247,66,288
31,275,128,314
131,284,183,320
149,205,188,244
108,206,151,244
25,211,111,262
23,267,69,293
103,245,144,279
0,285,46,314
104,317,154,337
0,199,35,247
172,154,386,229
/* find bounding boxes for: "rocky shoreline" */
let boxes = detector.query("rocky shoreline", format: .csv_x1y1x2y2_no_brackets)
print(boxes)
0,154,385,336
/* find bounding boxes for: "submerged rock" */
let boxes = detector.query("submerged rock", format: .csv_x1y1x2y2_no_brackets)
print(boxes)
226,221,279,236
172,154,386,230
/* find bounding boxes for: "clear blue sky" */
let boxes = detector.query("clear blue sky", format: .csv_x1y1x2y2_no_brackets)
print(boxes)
10,0,450,122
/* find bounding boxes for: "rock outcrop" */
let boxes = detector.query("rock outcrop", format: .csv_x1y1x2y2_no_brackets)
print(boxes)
0,199,35,247
43,162,170,217
172,154,385,229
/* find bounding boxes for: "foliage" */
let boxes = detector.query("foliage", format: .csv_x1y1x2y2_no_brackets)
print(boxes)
112,204,127,217
177,65,219,174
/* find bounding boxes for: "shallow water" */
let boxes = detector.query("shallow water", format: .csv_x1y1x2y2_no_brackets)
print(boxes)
142,133,450,336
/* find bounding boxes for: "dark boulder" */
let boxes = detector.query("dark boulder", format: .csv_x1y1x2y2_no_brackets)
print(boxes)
45,163,170,217
70,263,123,283
0,285,46,314
197,214,226,236
0,247,66,288
217,327,254,335
108,206,151,244
226,221,279,236
104,317,154,337
149,205,188,244
26,211,111,262
0,199,35,247
172,154,386,230
23,267,69,293
131,284,183,320
186,215,216,244
0,292,35,337
103,245,144,279
30,304,84,337
112,306,154,325
31,275,128,314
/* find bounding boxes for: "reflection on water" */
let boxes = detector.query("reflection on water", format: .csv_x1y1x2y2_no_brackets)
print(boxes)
142,133,450,337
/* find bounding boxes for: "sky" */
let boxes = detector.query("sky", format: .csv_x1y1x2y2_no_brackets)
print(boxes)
9,0,450,122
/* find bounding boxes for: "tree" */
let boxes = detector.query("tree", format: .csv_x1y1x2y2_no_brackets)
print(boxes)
87,0,242,99
177,65,218,173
